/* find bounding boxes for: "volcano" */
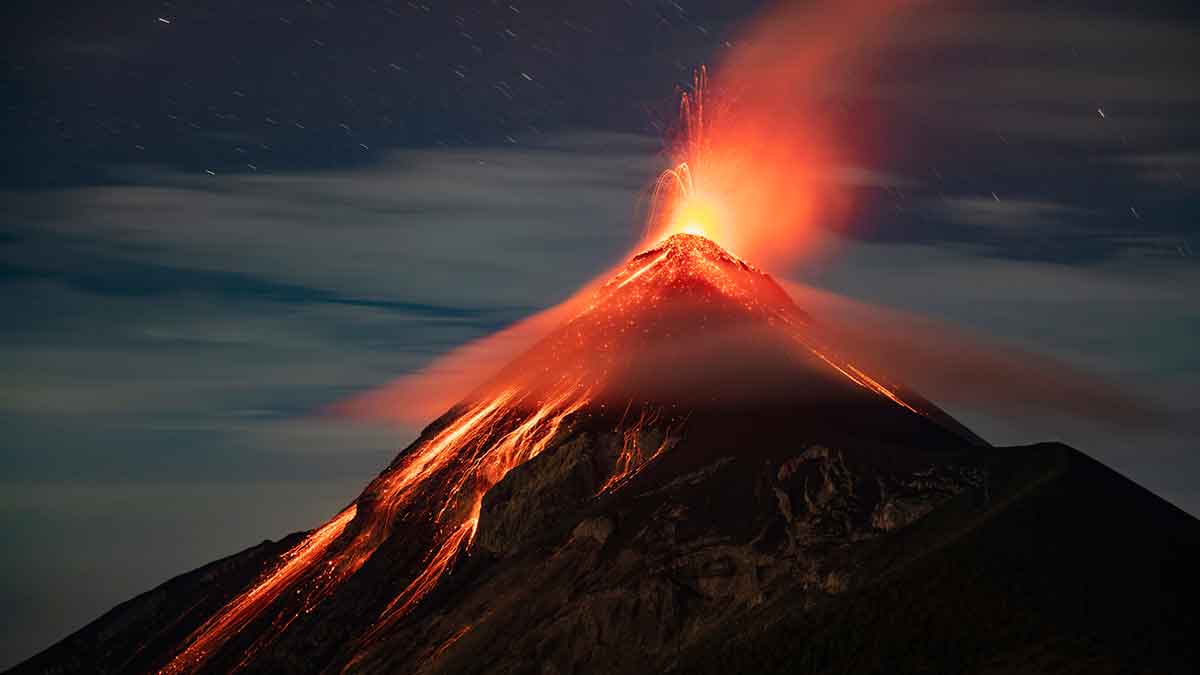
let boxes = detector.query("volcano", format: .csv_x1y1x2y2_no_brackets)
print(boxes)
14,235,1199,675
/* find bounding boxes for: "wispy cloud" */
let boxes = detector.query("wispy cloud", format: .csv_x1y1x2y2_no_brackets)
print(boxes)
0,132,663,482
931,197,1090,230
6,132,660,309
792,237,1200,509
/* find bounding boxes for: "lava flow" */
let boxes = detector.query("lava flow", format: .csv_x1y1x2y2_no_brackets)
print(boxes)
163,384,591,673
595,405,685,496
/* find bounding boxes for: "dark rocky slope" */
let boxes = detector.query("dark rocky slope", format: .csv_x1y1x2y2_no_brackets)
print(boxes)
677,443,1200,675
11,534,301,675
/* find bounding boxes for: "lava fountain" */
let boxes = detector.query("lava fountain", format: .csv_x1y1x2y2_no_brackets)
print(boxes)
640,0,918,266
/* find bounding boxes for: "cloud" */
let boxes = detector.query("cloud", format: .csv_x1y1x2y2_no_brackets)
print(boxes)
791,237,1200,511
0,132,668,480
779,279,1163,429
880,7,1200,107
1121,151,1200,188
930,197,1090,231
755,4,1200,270
6,132,662,309
830,167,919,189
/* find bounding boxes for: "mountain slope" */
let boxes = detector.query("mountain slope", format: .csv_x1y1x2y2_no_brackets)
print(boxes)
11,235,1198,674
676,443,1200,675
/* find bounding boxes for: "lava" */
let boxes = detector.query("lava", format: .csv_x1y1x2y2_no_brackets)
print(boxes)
615,249,669,290
163,385,590,673
595,405,684,496
635,0,919,267
803,342,922,416
160,504,358,674
647,68,726,246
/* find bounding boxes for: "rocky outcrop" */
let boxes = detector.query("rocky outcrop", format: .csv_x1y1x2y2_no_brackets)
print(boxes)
477,430,608,556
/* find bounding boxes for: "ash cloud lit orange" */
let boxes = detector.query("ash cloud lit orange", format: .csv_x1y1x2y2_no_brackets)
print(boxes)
338,0,922,426
642,0,919,268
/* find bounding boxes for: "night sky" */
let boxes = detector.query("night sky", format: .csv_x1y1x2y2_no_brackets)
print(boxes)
3,0,1199,668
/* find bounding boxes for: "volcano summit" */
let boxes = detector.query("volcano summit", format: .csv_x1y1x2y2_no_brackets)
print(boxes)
14,235,1199,674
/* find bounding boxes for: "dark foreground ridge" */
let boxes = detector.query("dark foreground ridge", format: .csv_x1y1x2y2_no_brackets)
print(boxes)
13,236,1199,674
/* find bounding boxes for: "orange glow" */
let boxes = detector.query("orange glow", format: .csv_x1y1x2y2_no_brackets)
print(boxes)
161,504,358,674
164,384,592,673
642,1,919,267
801,342,921,416
596,405,683,495
429,623,474,663
668,190,725,243
334,1,918,427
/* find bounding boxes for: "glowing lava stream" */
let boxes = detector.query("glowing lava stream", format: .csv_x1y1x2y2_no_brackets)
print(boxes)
595,406,684,496
161,385,590,674
616,250,670,290
160,505,359,674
